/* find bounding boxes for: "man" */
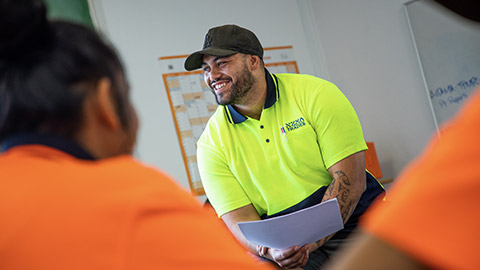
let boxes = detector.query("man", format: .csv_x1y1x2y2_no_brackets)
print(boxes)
326,1,480,269
0,1,273,269
184,25,384,269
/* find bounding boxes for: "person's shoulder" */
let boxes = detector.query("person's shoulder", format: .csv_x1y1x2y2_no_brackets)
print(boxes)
96,155,200,203
208,105,227,124
198,105,228,144
95,156,178,188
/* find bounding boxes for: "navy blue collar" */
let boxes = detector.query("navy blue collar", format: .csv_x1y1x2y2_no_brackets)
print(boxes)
225,68,279,124
1,132,96,160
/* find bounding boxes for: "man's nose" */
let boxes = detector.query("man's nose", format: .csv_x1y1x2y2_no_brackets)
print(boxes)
209,66,222,82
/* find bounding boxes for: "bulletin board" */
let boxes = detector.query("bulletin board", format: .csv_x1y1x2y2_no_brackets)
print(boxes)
158,46,299,195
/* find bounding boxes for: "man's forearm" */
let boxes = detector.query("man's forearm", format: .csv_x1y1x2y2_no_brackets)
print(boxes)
228,222,259,254
322,169,364,222
309,170,363,251
311,152,367,251
221,204,263,255
222,205,308,268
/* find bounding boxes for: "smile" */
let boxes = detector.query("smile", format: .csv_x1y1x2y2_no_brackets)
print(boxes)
212,81,230,92
214,82,226,90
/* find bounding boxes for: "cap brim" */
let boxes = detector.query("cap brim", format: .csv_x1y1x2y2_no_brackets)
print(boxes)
184,48,238,71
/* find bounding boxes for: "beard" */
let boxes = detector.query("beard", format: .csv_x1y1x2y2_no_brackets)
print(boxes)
213,62,256,106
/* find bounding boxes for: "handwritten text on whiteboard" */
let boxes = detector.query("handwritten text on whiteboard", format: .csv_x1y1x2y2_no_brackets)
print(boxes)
429,76,479,109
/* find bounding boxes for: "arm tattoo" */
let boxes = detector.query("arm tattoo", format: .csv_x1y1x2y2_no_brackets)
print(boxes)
314,169,362,251
325,170,356,222
341,200,355,221
335,171,351,185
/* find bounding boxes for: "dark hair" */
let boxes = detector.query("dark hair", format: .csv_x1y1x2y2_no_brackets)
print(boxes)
0,0,129,140
433,0,480,23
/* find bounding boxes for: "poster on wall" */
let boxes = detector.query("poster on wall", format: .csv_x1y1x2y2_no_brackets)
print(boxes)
158,46,299,195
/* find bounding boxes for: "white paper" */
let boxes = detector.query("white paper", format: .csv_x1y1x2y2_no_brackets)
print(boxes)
238,198,344,249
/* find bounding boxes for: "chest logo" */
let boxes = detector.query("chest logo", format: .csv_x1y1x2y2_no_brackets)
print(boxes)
285,117,306,132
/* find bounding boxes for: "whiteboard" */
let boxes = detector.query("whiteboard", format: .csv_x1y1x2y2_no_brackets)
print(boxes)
405,0,480,130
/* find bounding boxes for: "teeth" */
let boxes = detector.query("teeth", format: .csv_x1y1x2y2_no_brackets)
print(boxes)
214,82,226,90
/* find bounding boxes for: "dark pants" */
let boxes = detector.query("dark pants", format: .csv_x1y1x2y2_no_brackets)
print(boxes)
260,172,385,269
301,238,345,270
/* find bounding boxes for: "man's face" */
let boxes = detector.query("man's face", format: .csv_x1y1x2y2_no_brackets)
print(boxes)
201,53,255,106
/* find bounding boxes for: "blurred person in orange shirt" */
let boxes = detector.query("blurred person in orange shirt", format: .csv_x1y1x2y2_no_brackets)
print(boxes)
326,1,480,269
0,0,274,269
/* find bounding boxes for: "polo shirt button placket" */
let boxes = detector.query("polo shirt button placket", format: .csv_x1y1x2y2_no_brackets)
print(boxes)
260,125,269,143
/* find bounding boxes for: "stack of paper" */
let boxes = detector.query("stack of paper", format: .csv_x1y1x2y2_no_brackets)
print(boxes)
238,198,344,249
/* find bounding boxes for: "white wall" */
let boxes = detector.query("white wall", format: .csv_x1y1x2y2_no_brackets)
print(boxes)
90,0,438,190
308,0,437,180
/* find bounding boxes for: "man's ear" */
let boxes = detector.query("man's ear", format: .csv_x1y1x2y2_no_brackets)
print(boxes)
248,54,261,70
94,78,120,131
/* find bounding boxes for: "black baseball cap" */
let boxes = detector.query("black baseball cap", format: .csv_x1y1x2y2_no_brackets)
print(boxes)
184,24,264,71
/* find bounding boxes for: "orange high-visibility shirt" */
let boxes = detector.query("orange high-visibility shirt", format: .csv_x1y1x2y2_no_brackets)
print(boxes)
362,89,480,270
0,144,273,270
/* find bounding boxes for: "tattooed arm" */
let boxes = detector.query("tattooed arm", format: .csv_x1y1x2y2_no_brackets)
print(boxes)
310,151,367,251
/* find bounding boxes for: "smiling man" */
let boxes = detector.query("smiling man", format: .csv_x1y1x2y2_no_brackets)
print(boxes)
184,25,384,269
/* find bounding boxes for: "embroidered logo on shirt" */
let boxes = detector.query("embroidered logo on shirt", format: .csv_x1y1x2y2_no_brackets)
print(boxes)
285,117,306,132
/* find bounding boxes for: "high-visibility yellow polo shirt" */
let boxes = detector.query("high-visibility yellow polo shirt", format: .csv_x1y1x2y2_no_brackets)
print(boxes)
197,70,367,217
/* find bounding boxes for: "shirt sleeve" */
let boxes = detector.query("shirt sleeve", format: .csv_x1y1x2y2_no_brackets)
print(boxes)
197,138,251,217
306,79,367,169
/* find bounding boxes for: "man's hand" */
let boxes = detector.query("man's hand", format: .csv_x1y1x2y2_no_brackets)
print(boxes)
222,205,311,268
258,244,309,269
